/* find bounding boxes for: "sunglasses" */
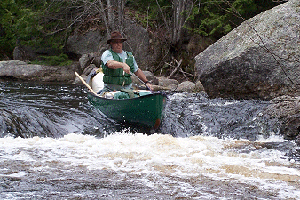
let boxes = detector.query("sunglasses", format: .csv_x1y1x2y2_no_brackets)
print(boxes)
111,40,123,44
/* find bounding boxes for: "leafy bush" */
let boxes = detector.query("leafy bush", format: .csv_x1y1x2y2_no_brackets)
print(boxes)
0,0,46,58
30,54,73,66
185,0,283,39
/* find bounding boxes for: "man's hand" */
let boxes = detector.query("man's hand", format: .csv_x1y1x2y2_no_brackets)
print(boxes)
122,63,131,74
107,60,131,74
145,82,153,91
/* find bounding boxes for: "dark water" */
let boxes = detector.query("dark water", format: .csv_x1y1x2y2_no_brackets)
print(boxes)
0,81,299,199
0,81,116,138
0,81,280,139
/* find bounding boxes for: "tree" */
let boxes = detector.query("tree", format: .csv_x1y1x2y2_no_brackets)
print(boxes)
97,0,126,33
171,0,193,45
0,0,286,62
185,0,285,39
0,0,45,58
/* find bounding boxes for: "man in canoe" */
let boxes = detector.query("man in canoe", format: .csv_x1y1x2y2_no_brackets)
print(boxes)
100,31,153,92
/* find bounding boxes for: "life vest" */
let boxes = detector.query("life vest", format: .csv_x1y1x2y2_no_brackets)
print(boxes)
102,50,135,85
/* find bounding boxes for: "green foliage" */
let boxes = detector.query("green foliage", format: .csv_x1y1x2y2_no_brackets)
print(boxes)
30,54,73,66
127,0,283,40
185,0,282,39
127,0,172,29
0,0,286,62
0,0,46,57
0,0,74,59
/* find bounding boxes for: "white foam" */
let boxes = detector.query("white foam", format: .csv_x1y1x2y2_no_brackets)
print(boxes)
0,172,27,178
257,133,286,142
0,133,299,198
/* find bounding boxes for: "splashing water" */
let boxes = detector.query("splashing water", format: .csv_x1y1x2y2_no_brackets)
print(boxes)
0,133,299,199
0,81,299,199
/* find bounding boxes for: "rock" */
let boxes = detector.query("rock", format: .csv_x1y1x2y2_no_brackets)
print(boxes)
296,134,300,146
131,70,153,85
13,45,61,61
122,20,153,71
82,64,97,76
130,70,160,90
79,54,92,70
74,74,88,85
143,71,159,85
195,1,300,100
175,81,205,93
155,76,178,91
0,60,80,83
66,30,106,59
79,52,101,71
13,46,36,61
79,52,102,71
176,81,196,93
263,95,300,140
280,114,300,140
195,81,205,92
66,19,163,71
264,96,300,118
157,76,179,87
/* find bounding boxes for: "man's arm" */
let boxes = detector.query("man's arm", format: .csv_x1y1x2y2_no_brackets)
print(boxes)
134,69,153,90
106,60,131,74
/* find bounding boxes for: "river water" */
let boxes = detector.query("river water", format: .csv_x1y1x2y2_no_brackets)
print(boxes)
0,81,299,199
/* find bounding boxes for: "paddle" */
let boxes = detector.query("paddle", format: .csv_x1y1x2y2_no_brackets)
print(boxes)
75,72,98,96
130,72,153,92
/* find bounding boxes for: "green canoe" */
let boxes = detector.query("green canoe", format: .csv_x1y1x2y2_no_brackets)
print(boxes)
87,91,167,129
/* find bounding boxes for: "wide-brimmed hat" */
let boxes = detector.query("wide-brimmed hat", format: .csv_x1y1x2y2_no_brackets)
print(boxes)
107,31,127,44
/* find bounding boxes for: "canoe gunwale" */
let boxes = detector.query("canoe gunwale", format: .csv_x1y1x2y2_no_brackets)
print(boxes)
87,91,167,101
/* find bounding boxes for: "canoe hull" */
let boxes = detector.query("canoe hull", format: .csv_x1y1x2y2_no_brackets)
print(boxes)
87,92,166,129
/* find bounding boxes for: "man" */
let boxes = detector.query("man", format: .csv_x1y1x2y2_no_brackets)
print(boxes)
100,31,153,92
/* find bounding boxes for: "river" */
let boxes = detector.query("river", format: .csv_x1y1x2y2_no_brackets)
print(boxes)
0,81,299,199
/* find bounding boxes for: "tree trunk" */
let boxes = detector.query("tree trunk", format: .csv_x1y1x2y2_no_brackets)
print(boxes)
107,0,114,32
117,0,125,32
96,0,125,33
172,0,193,45
97,0,110,35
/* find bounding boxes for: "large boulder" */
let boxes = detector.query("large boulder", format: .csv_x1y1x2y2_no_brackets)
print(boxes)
12,45,61,61
66,19,163,71
122,20,154,71
195,0,300,100
66,30,106,59
0,60,80,82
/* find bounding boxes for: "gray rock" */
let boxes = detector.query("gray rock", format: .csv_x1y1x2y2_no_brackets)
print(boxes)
82,64,97,76
13,45,60,61
143,71,158,85
66,30,105,58
79,52,102,70
195,81,205,92
157,76,179,87
122,20,153,71
280,113,300,141
195,1,300,100
176,81,196,93
66,19,163,71
263,95,300,141
0,60,80,83
264,95,300,118
131,70,159,89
